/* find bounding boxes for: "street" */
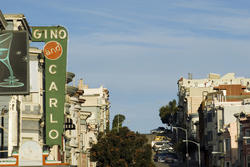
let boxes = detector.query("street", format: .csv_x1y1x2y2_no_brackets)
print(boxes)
154,162,170,167
146,134,181,167
154,162,181,167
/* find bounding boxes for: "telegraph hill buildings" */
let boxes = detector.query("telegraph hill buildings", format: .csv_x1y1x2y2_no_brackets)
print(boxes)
177,73,250,167
0,11,110,167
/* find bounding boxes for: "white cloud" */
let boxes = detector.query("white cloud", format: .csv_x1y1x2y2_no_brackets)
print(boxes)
174,0,250,15
26,0,250,132
69,28,250,56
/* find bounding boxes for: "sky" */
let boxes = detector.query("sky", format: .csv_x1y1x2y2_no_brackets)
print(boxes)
2,0,250,133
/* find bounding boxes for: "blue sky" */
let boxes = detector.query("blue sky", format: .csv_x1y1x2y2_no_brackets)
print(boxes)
2,0,250,133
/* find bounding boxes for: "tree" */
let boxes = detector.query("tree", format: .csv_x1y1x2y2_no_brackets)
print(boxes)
112,114,126,131
90,116,155,167
159,99,178,125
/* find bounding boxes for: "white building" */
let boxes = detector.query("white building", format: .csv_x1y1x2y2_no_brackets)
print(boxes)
63,78,110,167
80,81,110,167
202,92,250,167
8,46,43,157
178,73,250,139
0,12,45,157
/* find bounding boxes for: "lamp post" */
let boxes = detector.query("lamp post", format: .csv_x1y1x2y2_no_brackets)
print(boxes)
183,139,200,167
173,126,188,167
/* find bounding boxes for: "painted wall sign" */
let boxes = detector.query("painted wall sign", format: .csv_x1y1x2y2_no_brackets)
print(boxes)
31,26,68,146
0,31,29,95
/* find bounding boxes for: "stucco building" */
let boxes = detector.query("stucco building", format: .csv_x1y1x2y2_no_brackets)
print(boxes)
178,73,250,140
199,84,250,167
80,82,110,167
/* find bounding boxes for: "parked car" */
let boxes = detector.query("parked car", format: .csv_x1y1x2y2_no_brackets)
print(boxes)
153,152,169,162
153,141,167,152
154,135,167,141
165,153,178,163
151,135,168,147
151,127,165,134
158,155,166,163
156,150,169,154
158,143,174,151
167,142,174,147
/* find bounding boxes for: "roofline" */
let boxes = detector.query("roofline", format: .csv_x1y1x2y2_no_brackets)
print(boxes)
3,14,32,39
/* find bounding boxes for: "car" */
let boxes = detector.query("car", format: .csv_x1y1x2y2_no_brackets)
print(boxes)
151,136,168,147
154,135,167,141
156,150,169,154
153,152,169,162
167,142,174,147
158,143,174,151
153,141,167,152
158,155,166,163
151,127,165,134
165,153,178,163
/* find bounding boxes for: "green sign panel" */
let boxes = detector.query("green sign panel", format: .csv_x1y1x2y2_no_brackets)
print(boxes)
31,26,68,146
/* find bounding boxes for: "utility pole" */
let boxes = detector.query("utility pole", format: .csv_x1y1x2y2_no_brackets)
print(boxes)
173,126,189,167
183,140,200,167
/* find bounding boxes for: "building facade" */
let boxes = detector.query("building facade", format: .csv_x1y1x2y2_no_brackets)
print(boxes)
178,73,250,167
200,86,250,167
80,82,110,167
178,73,250,139
0,11,111,167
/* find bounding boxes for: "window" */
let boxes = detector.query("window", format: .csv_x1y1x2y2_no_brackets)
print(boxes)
225,138,230,152
245,130,250,144
22,120,39,130
207,131,213,141
245,130,250,136
24,105,30,112
23,95,32,102
247,155,250,167
33,105,40,113
219,141,223,152
207,112,213,122
219,120,223,129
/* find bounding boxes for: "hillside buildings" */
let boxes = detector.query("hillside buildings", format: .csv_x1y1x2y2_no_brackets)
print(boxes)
178,73,250,167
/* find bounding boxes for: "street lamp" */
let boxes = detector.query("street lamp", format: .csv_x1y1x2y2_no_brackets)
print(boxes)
183,139,200,167
173,126,188,166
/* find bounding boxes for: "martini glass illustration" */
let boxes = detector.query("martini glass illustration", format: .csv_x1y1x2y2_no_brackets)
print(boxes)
0,32,24,87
